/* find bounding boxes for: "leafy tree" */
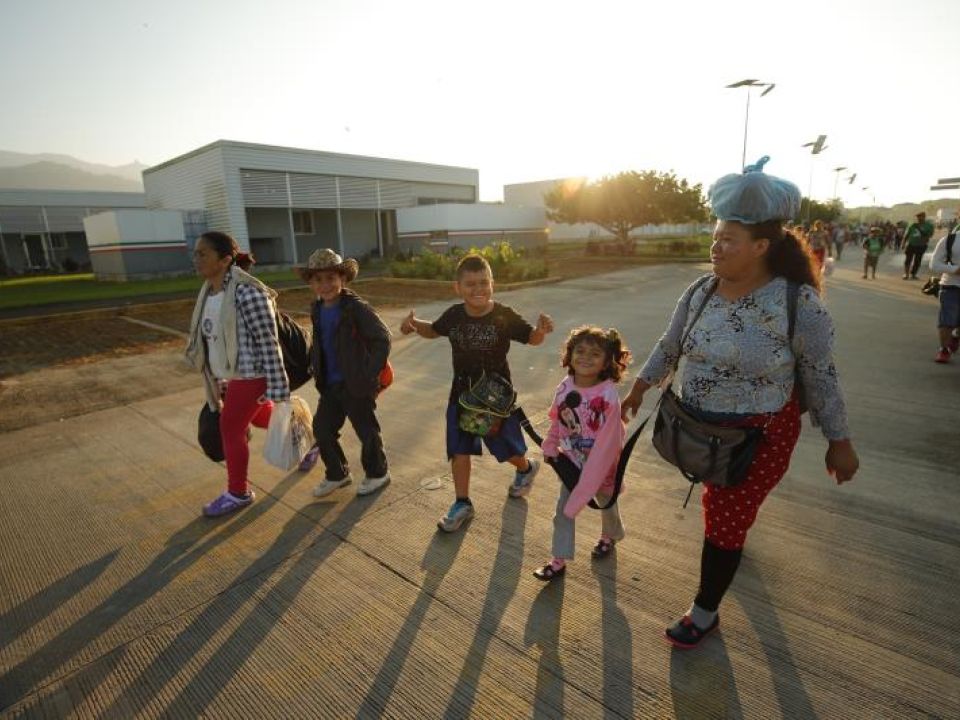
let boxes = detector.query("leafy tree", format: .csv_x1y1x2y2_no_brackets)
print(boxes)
544,171,707,252
799,197,843,224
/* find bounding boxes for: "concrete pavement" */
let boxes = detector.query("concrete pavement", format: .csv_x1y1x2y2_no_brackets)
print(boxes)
1,254,958,718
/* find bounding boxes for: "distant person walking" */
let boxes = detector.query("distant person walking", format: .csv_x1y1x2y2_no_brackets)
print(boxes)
807,220,831,271
862,226,884,279
831,223,847,260
929,226,960,363
903,212,934,279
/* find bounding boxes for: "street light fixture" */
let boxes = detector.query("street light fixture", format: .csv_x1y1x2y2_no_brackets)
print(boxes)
726,78,776,171
801,135,828,222
832,166,848,199
859,186,874,224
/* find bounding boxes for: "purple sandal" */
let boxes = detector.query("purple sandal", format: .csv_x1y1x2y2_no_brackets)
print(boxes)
203,491,255,517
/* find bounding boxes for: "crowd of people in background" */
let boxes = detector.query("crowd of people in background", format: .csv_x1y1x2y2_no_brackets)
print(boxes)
789,211,959,364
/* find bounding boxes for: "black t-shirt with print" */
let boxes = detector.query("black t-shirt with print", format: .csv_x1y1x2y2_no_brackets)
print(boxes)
431,302,533,400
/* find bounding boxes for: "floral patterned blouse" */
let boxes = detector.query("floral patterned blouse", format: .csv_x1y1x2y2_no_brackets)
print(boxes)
638,275,850,440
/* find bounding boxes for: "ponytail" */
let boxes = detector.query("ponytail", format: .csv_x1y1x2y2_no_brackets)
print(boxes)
234,252,256,272
751,221,821,294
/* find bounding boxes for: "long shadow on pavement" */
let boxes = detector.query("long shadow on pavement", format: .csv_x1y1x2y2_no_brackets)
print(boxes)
732,556,817,718
0,549,120,652
669,632,742,719
596,554,636,719
355,529,468,719
441,500,528,719
97,494,383,718
0,470,304,712
523,579,565,719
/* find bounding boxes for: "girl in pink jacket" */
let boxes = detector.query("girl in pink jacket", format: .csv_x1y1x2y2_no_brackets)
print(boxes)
534,326,632,581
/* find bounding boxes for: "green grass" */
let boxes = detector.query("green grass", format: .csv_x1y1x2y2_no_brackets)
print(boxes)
0,270,303,311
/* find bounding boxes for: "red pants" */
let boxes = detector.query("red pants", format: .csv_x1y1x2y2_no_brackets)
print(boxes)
701,397,801,550
221,377,273,495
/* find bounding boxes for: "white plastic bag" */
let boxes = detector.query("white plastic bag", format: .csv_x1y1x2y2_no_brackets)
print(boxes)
263,396,314,470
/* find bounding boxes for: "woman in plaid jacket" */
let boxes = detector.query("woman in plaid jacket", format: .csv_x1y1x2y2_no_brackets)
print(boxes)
186,231,290,517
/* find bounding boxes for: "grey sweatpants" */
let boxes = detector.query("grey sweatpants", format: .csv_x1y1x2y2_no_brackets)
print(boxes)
551,485,626,559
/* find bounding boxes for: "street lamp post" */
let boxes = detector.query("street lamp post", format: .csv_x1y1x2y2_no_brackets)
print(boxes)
801,135,828,223
860,186,875,225
832,166,848,199
726,79,775,171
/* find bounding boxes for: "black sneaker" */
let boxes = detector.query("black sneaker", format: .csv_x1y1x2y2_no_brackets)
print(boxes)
664,614,719,649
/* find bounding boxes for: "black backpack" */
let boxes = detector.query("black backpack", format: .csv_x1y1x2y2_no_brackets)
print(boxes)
276,311,312,391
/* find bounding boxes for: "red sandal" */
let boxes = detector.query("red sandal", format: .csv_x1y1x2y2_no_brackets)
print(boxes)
533,563,566,582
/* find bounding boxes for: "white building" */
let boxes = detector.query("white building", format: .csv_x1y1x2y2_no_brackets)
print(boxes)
143,140,479,264
396,203,547,252
0,189,146,273
504,178,609,242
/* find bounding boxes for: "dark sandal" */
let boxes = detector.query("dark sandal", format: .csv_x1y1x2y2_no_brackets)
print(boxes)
591,538,615,559
664,614,720,649
533,563,566,582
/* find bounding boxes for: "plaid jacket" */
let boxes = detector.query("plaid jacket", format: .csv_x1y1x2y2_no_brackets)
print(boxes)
235,281,289,402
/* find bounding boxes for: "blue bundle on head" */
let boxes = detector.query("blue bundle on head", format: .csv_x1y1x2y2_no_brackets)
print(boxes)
708,156,801,224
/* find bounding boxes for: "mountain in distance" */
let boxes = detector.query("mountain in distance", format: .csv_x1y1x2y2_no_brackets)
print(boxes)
845,197,958,224
0,150,147,192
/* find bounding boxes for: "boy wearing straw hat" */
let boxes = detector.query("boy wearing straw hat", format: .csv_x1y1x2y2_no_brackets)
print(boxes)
296,249,393,497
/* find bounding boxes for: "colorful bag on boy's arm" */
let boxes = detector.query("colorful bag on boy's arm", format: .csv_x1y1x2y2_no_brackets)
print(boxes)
263,396,314,470
457,371,517,437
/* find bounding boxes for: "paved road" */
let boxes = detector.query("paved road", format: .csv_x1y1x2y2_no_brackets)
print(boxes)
1,254,957,718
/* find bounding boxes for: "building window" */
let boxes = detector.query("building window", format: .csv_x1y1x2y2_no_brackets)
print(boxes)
50,233,68,250
292,210,314,235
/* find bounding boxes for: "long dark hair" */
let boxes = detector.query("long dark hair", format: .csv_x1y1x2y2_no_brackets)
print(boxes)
749,221,821,294
197,231,255,271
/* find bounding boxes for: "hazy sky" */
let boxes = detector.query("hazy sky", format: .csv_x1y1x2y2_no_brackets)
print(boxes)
2,0,958,207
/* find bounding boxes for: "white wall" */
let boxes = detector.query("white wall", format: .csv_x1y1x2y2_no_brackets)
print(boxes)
396,203,545,234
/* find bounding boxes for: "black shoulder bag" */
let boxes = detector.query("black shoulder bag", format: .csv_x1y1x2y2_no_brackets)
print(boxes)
649,276,767,506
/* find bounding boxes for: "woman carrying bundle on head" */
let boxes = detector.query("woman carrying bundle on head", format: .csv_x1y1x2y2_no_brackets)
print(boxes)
621,158,860,649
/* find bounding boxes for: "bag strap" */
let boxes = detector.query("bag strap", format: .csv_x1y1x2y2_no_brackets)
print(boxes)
515,275,718,512
514,393,664,512
787,280,799,341
947,233,956,265
673,275,718,374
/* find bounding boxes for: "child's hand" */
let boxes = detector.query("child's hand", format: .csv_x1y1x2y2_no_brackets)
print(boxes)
400,310,416,335
536,313,554,335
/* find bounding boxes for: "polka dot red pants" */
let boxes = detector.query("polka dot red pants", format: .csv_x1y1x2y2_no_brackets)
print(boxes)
701,396,802,550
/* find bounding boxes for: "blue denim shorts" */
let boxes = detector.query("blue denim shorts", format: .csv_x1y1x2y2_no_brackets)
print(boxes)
939,286,960,328
445,401,527,461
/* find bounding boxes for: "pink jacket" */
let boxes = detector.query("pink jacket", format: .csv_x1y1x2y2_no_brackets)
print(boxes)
542,377,625,518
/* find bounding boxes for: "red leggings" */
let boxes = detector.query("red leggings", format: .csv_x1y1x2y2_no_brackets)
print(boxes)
220,377,273,495
701,396,802,550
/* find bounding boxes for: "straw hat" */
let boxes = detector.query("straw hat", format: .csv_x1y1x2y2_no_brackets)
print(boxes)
295,248,359,282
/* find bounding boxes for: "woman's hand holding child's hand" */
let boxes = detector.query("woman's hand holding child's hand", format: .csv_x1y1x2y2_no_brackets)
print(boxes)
400,310,416,335
621,384,646,421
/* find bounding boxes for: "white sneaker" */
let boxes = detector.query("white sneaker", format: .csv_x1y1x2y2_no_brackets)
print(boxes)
357,473,391,496
508,459,540,498
312,475,352,498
